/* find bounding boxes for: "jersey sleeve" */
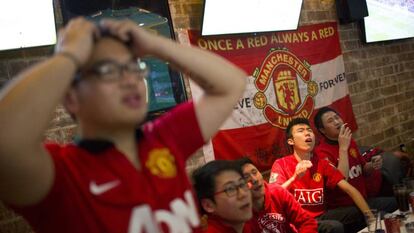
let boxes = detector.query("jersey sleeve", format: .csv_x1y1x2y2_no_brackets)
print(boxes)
150,101,205,161
269,159,288,185
314,145,336,165
322,160,344,189
9,144,80,232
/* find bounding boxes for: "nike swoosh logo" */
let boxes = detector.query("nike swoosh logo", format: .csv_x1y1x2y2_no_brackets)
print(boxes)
90,180,120,195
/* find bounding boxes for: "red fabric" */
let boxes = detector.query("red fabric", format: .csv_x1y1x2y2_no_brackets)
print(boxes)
188,24,342,75
313,96,357,136
12,102,204,233
315,138,370,207
205,215,252,233
212,123,290,171
248,183,317,233
360,147,383,198
188,22,358,171
270,154,344,218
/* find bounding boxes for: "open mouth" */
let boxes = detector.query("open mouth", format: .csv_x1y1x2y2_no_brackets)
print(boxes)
253,184,263,192
305,138,312,143
240,203,251,211
122,94,143,108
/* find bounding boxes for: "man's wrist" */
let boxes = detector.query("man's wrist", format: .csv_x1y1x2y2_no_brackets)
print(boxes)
56,51,81,71
339,147,348,153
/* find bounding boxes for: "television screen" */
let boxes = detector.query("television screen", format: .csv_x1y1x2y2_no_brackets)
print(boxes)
201,0,303,36
0,0,56,51
59,0,187,118
363,0,414,43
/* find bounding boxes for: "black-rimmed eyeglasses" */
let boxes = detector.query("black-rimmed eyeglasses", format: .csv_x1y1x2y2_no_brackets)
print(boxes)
73,58,149,84
214,179,249,197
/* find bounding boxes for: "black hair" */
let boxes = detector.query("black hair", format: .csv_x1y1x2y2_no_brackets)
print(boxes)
192,160,243,214
313,107,339,135
285,117,311,139
234,157,254,170
70,30,131,87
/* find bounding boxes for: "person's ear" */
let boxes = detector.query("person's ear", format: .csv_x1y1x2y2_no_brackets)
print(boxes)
63,88,79,116
319,127,326,135
287,137,295,146
201,198,216,214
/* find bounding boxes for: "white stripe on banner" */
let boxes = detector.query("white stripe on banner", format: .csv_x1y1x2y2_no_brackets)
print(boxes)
200,55,348,130
312,55,348,108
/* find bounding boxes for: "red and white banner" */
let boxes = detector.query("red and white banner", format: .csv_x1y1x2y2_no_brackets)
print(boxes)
187,22,357,171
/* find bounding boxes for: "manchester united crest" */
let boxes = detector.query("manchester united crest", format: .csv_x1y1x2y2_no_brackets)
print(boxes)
146,148,177,178
313,173,322,182
349,148,358,158
253,48,318,129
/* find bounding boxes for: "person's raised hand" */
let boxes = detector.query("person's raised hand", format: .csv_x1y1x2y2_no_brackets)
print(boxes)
338,123,352,151
295,160,313,179
371,155,383,170
55,17,99,68
99,19,161,58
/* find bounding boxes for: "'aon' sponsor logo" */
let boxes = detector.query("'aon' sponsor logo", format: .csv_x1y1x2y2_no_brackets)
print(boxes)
348,165,363,179
128,190,199,233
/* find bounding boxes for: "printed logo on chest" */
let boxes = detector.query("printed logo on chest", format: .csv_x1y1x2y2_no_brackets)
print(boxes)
349,148,358,158
294,188,323,205
128,190,199,233
146,148,177,178
348,164,363,179
259,213,286,233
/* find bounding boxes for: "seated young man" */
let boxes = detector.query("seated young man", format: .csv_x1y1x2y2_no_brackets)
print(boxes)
237,157,317,233
0,18,247,233
269,118,374,233
192,160,253,233
313,107,397,213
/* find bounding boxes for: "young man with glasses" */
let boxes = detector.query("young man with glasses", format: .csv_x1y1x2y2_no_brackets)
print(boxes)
0,17,246,233
192,160,252,233
237,157,317,233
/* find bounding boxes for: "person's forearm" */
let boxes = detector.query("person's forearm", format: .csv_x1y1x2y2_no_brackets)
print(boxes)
338,148,350,179
349,187,370,214
281,175,297,189
338,180,370,214
147,36,246,140
0,55,77,150
149,36,246,96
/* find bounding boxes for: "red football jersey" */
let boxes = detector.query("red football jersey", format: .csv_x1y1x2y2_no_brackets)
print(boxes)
247,183,317,233
270,154,344,218
12,102,205,233
205,215,251,233
315,138,367,208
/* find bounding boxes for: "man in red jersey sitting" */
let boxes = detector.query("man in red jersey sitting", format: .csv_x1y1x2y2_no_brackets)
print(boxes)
269,118,374,233
237,157,317,233
313,107,396,214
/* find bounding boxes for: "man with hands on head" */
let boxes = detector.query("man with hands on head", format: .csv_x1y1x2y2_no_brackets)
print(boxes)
0,17,246,233
313,107,397,214
269,118,374,233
